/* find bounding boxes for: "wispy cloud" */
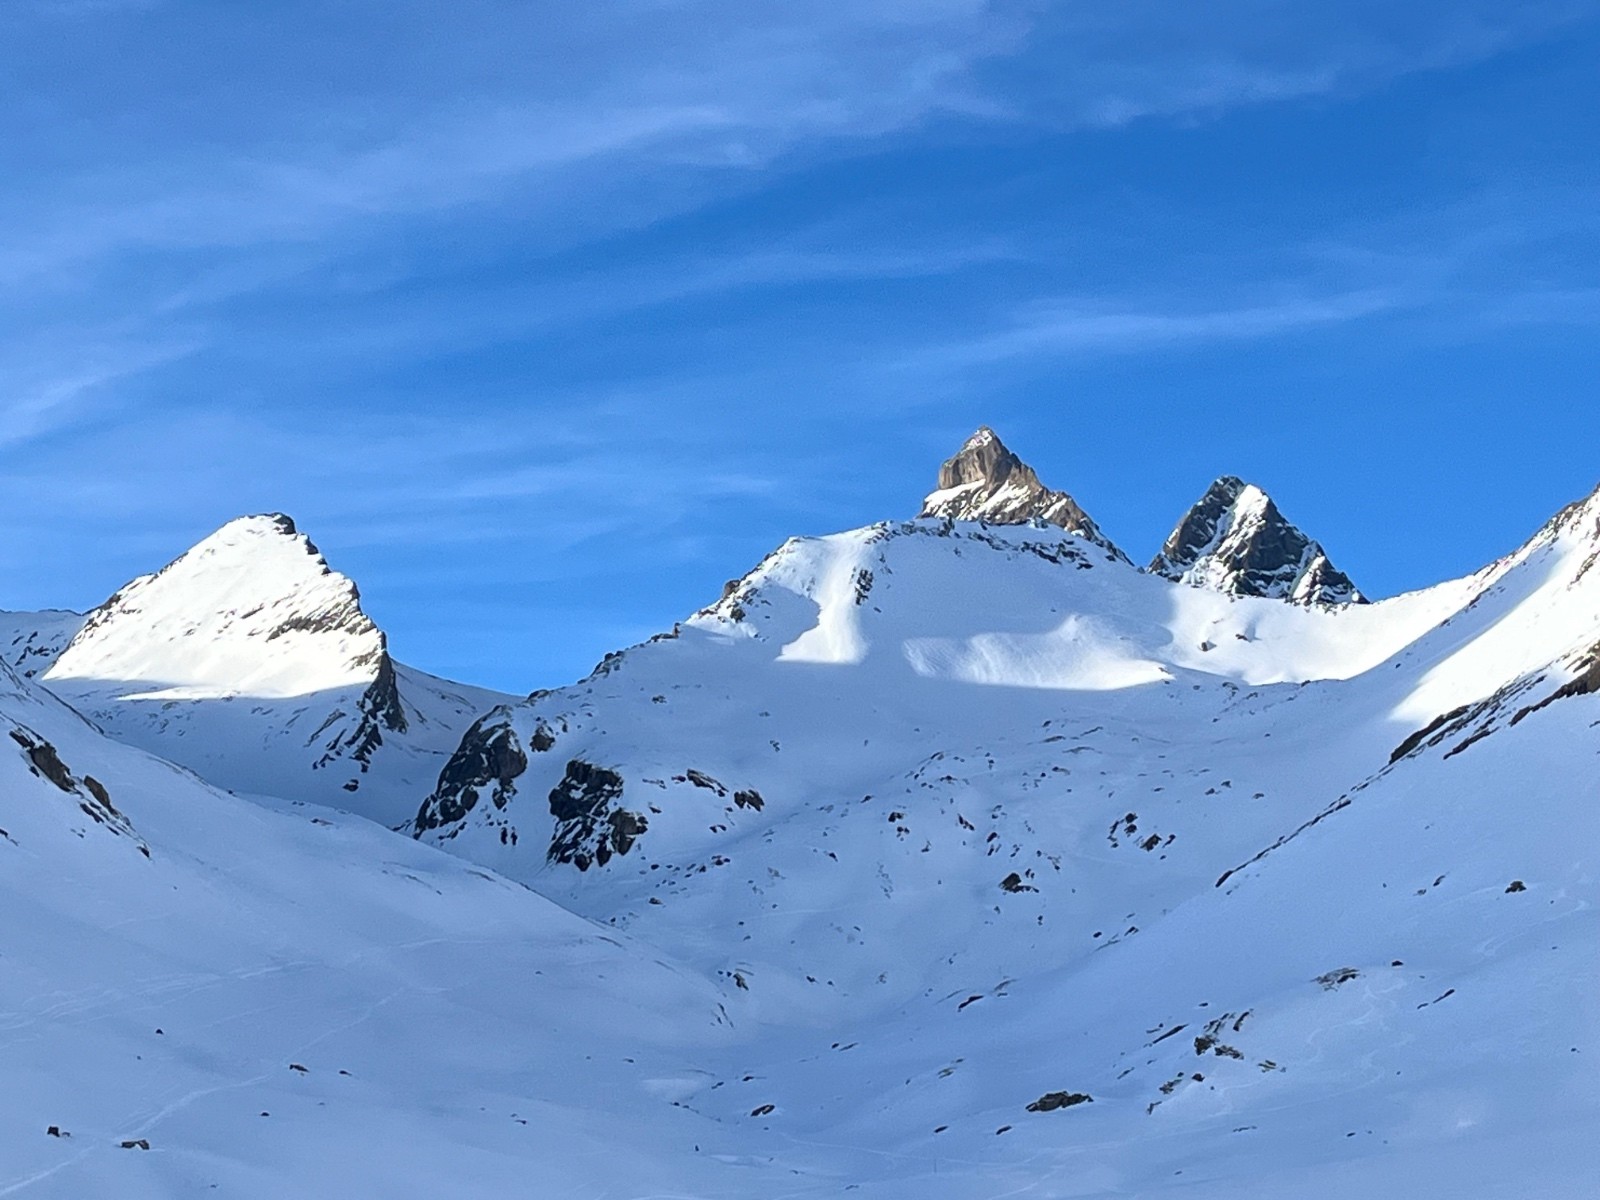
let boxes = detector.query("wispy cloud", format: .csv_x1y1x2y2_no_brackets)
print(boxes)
898,289,1407,372
0,338,200,450
1,1,1597,686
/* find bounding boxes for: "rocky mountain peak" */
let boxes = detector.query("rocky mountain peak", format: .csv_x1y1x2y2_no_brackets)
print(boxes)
918,427,1125,558
1149,476,1363,606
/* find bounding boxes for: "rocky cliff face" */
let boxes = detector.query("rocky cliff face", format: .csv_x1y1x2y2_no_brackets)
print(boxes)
918,427,1126,559
1149,476,1363,606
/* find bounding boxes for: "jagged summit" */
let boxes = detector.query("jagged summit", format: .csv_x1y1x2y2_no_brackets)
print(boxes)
1149,476,1364,606
918,427,1125,558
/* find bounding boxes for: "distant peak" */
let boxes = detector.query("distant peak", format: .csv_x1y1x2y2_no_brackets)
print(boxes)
1150,477,1363,606
918,427,1126,559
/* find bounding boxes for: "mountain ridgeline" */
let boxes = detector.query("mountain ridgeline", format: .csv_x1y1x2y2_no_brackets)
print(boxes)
916,425,1362,603
2,425,1595,1198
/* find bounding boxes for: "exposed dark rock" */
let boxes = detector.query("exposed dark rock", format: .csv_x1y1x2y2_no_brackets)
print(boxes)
1027,1091,1092,1113
1151,476,1363,606
1390,706,1472,764
685,769,727,795
547,760,646,870
9,726,145,852
733,789,765,811
1315,967,1360,990
413,717,527,834
316,647,409,773
918,427,1126,559
12,729,74,791
1509,644,1600,726
1506,880,1527,893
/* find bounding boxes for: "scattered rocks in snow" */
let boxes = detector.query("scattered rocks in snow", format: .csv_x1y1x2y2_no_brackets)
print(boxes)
8,726,146,853
684,769,727,795
1315,967,1361,990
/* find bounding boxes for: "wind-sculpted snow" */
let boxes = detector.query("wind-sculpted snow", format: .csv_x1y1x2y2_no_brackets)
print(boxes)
41,515,510,824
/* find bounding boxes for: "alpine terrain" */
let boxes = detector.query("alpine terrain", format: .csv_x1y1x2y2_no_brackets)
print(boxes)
39,514,510,824
3,429,1595,1199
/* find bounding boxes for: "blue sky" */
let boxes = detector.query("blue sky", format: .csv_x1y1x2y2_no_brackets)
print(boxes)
2,0,1599,691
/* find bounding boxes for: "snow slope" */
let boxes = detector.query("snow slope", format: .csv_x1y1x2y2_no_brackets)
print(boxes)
409,489,1600,1196
41,515,509,825
0,659,793,1199
4,435,1596,1197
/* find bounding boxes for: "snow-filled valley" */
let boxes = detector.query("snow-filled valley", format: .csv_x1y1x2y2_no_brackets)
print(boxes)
2,429,1595,1198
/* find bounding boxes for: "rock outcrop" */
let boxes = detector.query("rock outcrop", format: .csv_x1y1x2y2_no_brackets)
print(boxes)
1149,477,1362,606
919,428,1126,559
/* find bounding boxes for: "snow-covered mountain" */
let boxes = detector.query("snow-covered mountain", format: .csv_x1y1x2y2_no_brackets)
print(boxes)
407,461,1599,1196
918,426,1127,558
6,434,1598,1198
0,607,85,678
1150,475,1364,605
41,515,510,824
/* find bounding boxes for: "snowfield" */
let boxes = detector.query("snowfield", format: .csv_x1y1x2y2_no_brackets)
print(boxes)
2,448,1596,1198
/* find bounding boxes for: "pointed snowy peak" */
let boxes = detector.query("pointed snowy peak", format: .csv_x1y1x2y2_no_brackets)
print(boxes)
47,513,394,699
918,427,1125,557
1149,476,1364,606
37,513,509,822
